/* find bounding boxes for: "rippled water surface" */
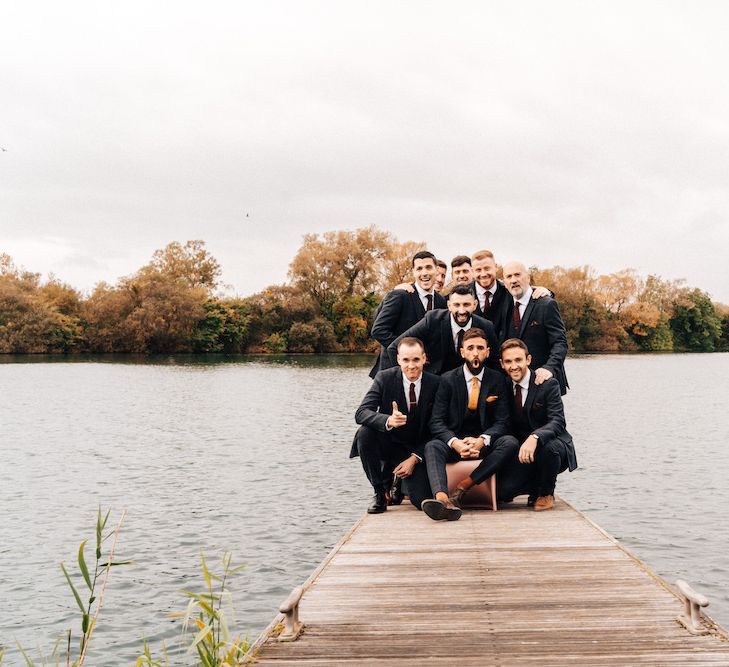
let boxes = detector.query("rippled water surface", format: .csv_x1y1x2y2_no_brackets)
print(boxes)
1,353,728,663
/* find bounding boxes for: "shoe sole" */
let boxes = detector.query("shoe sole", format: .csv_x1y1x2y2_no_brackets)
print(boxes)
422,499,462,521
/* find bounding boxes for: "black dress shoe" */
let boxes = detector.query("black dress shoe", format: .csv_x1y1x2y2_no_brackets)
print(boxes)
367,490,387,514
389,477,404,505
527,495,537,507
421,498,462,521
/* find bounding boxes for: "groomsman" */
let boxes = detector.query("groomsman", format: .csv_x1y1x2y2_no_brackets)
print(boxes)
369,251,446,378
385,285,500,375
419,328,516,521
471,249,551,337
352,337,440,513
502,261,569,394
500,338,577,510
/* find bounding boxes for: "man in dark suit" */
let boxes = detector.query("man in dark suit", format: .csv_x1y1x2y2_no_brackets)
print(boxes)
352,337,440,513
471,249,552,335
502,261,569,394
500,338,577,510
369,250,446,378
384,285,500,375
419,328,517,521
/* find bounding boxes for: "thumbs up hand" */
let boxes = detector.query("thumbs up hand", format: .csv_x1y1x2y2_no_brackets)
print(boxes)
387,401,408,429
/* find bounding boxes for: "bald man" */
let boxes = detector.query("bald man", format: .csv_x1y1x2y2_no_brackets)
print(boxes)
502,261,569,394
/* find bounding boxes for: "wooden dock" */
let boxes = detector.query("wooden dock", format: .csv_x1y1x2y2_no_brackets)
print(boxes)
246,497,729,665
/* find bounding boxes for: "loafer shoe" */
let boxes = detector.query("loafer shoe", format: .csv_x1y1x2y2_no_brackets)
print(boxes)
533,495,555,511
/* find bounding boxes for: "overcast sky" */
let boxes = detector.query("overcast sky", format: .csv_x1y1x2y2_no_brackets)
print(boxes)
2,1,729,302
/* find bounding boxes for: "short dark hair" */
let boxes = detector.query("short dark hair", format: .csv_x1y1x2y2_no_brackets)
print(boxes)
436,259,447,270
451,255,471,268
397,336,425,353
449,284,475,299
412,250,436,267
461,328,488,348
501,338,529,355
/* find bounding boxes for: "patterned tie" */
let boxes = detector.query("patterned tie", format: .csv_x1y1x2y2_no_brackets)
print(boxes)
456,328,465,352
409,382,417,412
513,300,521,331
482,291,491,316
425,294,433,311
514,383,523,417
468,377,480,410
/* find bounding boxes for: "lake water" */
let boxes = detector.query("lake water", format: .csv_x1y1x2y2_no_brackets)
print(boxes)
1,353,728,664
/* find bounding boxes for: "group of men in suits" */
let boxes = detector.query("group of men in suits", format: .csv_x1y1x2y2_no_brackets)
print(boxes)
352,249,577,520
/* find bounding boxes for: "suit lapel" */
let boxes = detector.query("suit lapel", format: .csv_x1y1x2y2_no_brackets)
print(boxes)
393,369,408,414
519,297,536,337
409,286,425,319
524,371,538,422
441,313,455,358
454,366,467,412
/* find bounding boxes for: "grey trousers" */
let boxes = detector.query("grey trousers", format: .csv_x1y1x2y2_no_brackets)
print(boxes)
424,435,520,496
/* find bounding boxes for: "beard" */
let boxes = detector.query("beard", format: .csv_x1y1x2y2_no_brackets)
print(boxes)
464,357,483,375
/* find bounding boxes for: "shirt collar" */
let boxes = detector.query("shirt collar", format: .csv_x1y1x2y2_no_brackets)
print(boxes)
403,372,423,388
476,281,497,297
414,283,434,299
515,286,533,306
464,365,485,383
514,368,531,392
450,315,473,336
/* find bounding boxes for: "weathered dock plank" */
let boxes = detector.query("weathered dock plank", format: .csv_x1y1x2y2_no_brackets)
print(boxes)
247,498,729,666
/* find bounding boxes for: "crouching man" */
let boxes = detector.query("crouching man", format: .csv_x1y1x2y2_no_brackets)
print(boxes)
351,337,440,513
501,338,577,510
420,328,517,521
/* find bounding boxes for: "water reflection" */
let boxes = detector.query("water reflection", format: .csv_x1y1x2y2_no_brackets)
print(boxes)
1,353,728,663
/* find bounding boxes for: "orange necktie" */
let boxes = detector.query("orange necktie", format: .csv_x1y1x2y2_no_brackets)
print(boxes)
468,377,480,410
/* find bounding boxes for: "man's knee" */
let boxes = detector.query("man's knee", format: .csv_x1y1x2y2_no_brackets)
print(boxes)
356,426,382,457
492,435,519,452
424,439,449,459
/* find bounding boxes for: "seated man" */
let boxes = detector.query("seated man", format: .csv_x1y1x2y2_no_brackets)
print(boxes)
385,285,500,375
351,337,440,513
419,328,516,521
500,338,577,510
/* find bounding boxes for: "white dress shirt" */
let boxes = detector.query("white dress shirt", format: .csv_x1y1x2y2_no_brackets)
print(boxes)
447,364,491,449
415,283,436,311
475,282,497,312
513,368,531,406
450,316,473,349
513,286,534,323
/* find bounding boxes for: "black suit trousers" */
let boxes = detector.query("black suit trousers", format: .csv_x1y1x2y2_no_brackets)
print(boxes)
356,426,411,492
534,438,570,496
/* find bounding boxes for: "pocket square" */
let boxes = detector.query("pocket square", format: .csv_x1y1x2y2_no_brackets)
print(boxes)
486,395,499,403
529,320,540,327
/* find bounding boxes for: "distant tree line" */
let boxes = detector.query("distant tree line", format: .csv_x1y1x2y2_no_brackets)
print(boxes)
1,230,728,354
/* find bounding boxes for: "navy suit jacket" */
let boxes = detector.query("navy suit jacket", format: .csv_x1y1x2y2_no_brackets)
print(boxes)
384,310,500,375
351,367,440,460
506,374,577,471
429,365,510,444
504,296,569,394
369,286,446,377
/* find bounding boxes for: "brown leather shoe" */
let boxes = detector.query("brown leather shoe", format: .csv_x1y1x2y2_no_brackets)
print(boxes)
533,495,554,511
448,487,468,509
422,498,462,521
